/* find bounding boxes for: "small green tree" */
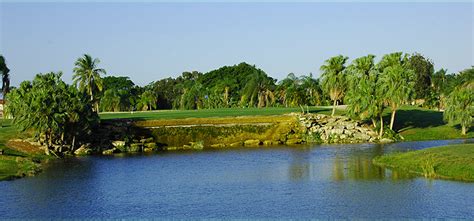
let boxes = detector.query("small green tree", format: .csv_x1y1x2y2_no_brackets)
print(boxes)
320,55,348,116
101,89,122,112
444,81,473,135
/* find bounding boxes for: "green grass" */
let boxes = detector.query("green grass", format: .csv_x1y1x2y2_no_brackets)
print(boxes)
373,143,474,181
99,106,337,120
389,106,473,141
0,119,43,181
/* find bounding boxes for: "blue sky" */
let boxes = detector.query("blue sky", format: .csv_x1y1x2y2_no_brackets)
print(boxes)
0,2,472,86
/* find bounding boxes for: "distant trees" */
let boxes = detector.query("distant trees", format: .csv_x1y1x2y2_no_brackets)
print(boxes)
73,54,106,112
320,55,348,116
6,72,98,154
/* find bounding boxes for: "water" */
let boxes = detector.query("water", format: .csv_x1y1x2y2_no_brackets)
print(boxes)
1,139,473,219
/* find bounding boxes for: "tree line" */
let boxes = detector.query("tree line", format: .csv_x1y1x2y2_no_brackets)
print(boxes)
0,52,472,155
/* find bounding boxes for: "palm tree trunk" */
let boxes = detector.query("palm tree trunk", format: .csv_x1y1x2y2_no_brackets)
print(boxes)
379,115,384,137
331,99,337,116
371,118,377,128
390,109,396,130
462,125,466,135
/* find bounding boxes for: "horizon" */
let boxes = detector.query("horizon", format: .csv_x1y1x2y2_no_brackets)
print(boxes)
1,1,473,87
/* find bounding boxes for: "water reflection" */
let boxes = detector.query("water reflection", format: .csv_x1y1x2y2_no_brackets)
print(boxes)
287,147,312,181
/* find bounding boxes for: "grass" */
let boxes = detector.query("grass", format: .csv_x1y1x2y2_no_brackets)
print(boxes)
373,143,474,181
0,119,43,181
99,106,337,120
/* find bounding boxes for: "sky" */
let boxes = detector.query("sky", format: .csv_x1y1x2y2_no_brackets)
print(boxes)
0,1,473,87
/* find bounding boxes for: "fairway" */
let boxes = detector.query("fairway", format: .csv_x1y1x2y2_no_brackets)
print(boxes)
99,106,336,120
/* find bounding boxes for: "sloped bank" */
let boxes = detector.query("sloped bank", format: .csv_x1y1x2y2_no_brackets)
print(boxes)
97,113,380,153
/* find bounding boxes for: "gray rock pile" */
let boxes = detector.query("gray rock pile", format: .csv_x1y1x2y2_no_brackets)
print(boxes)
298,114,378,143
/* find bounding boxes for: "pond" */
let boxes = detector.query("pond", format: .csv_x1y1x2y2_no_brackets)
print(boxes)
1,139,473,219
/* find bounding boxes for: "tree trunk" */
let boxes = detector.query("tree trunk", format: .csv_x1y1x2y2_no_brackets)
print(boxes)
71,135,76,151
371,118,377,128
390,109,396,130
379,115,384,137
462,125,466,135
331,99,337,116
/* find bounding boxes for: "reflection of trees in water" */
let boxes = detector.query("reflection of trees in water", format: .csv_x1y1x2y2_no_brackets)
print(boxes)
331,144,414,181
288,148,311,181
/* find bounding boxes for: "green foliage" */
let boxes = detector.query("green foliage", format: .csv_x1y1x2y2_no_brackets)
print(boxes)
137,90,158,111
443,80,473,135
73,54,106,112
407,53,434,99
320,55,348,116
0,55,10,97
6,72,99,152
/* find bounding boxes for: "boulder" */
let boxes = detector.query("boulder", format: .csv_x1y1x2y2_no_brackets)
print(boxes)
379,138,394,143
112,141,125,148
285,138,302,145
74,145,92,156
229,142,243,147
244,139,261,146
210,143,226,148
102,148,116,155
129,143,141,152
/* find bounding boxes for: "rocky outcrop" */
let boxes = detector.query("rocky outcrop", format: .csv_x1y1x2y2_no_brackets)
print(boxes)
298,114,378,143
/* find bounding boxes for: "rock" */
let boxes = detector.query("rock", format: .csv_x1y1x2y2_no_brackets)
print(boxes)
244,139,261,146
143,147,154,152
112,141,125,148
74,145,92,155
229,142,243,147
145,143,157,149
0,149,3,155
379,138,394,143
285,138,302,145
210,143,226,148
353,132,370,141
263,140,277,146
102,148,116,155
129,143,141,152
140,138,154,143
190,141,204,150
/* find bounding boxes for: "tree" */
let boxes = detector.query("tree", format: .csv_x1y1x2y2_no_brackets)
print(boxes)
345,55,378,123
407,53,434,100
137,90,158,111
0,55,10,98
6,72,98,155
378,52,415,130
320,55,348,116
240,70,276,108
100,89,122,112
443,79,473,135
73,54,106,112
300,73,322,106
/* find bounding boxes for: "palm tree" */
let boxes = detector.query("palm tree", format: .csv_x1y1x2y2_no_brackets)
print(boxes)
73,54,106,112
320,55,349,116
101,89,121,112
300,73,322,106
378,53,415,130
444,80,473,135
137,90,157,111
0,55,10,99
345,55,379,126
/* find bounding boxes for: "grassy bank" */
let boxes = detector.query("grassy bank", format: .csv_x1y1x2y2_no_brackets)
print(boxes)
0,119,43,181
101,106,472,141
373,143,474,181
